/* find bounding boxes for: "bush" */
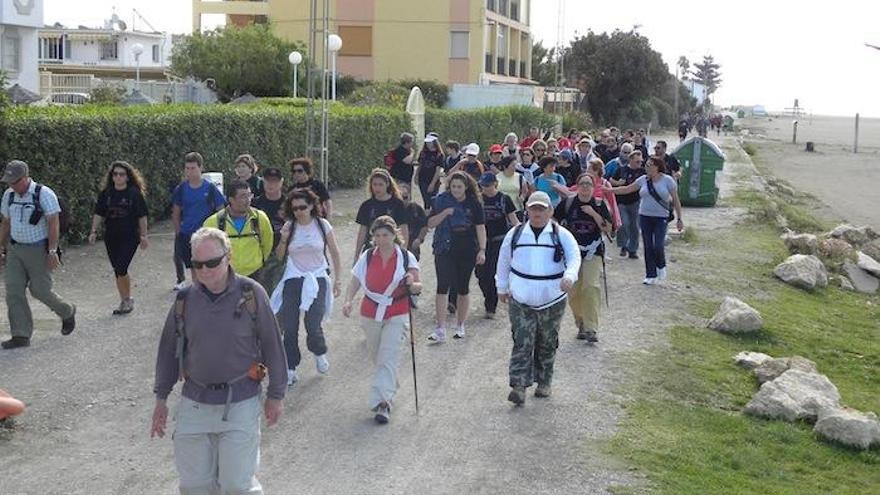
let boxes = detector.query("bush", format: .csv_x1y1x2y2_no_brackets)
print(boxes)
649,96,675,127
3,103,548,242
561,111,593,133
89,83,126,105
396,79,449,108
344,82,410,108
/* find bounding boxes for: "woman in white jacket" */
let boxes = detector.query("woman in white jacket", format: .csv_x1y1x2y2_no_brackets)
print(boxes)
342,216,421,424
270,189,342,386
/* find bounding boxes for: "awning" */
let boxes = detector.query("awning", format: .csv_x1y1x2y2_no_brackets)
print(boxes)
67,33,115,42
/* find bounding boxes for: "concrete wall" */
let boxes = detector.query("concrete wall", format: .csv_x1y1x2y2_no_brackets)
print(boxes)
447,83,536,109
1,0,43,93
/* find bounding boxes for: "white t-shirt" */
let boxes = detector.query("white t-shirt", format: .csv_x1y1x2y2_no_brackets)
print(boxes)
287,218,333,272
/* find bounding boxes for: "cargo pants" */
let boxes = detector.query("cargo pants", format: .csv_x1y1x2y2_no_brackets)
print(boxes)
508,298,566,388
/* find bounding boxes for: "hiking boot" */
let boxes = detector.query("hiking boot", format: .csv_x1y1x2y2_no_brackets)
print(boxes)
287,368,298,387
576,321,588,340
427,327,446,343
619,248,628,257
628,252,639,260
315,354,329,374
585,330,598,343
507,386,526,405
374,401,391,424
534,384,552,398
113,298,134,315
61,306,76,336
453,325,466,339
1,337,30,350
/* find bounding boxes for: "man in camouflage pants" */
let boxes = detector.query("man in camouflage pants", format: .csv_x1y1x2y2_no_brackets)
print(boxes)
495,192,581,405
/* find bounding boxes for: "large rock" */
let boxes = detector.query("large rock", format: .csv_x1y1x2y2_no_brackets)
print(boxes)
840,276,855,291
861,239,880,262
781,232,819,255
754,356,818,384
734,351,774,370
814,408,880,450
708,297,763,334
744,369,841,422
829,224,877,247
774,254,828,290
842,262,879,294
818,238,856,260
856,252,880,278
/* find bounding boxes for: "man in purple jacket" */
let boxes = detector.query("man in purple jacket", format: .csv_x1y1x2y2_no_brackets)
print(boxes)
150,227,287,495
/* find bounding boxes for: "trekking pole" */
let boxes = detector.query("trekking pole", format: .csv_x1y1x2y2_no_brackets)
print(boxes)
408,306,420,414
602,233,612,308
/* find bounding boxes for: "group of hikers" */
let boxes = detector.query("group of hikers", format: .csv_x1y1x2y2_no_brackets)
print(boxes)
0,124,685,494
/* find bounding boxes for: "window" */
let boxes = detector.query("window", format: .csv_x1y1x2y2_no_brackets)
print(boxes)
101,40,118,60
2,33,21,72
39,37,65,61
337,26,372,57
498,0,508,17
485,53,493,73
450,31,469,59
510,0,520,21
152,44,160,63
64,36,71,59
487,0,496,12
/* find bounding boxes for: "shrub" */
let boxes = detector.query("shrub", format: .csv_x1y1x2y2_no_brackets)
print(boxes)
561,111,594,133
344,82,410,108
3,103,548,242
396,79,449,108
89,83,126,105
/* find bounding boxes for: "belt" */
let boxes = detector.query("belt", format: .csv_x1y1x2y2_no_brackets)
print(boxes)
187,373,253,421
10,239,47,246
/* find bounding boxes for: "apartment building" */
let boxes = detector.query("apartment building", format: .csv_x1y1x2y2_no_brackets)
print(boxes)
1,0,43,93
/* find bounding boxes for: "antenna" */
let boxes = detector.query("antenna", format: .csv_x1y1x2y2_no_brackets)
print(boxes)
132,8,159,33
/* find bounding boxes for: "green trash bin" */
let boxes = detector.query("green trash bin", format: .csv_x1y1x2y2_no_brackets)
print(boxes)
672,136,726,206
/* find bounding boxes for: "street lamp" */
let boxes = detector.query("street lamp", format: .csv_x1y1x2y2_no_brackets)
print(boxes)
131,43,144,87
288,50,303,98
327,34,342,101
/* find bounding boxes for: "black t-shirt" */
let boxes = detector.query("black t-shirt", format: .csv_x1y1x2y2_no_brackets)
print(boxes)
613,166,646,205
290,178,331,203
356,196,410,229
444,154,462,172
556,163,579,187
406,202,428,250
664,153,682,174
482,192,516,240
246,175,264,199
417,150,444,187
390,145,414,184
430,195,485,251
252,194,285,248
554,196,611,258
94,186,148,240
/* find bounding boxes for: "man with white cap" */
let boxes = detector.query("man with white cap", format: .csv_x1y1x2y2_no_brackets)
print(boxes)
0,160,76,349
496,191,581,405
449,143,484,181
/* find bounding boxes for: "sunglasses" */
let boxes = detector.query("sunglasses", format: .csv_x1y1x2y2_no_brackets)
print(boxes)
112,171,128,177
192,253,227,270
578,181,593,187
291,204,310,212
292,169,306,174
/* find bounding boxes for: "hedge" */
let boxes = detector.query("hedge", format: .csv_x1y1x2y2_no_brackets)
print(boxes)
1,103,551,242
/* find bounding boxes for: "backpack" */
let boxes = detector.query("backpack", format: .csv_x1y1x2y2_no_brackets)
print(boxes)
283,217,331,273
217,209,265,263
7,183,71,237
384,149,397,170
510,221,565,265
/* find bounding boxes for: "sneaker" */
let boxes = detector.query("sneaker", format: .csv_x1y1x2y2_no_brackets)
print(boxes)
315,354,329,374
507,386,526,405
453,325,466,339
585,330,598,343
657,267,667,280
628,252,639,260
483,311,496,320
534,384,552,398
1,337,30,350
113,298,134,315
61,306,76,336
427,327,447,343
374,401,391,424
619,248,628,257
642,277,657,285
286,368,298,386
173,281,188,291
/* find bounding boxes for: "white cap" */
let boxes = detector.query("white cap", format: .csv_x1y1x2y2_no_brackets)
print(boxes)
465,143,480,156
526,191,552,209
424,134,438,143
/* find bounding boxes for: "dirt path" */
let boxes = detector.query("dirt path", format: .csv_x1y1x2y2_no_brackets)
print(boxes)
0,134,749,494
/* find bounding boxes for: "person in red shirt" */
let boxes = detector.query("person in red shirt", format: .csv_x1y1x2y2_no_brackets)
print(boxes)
342,216,421,425
519,127,540,149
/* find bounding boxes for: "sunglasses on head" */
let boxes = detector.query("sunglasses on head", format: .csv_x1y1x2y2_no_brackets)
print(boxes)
192,253,227,270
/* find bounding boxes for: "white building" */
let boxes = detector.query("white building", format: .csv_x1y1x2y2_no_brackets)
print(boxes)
1,0,44,93
38,14,172,81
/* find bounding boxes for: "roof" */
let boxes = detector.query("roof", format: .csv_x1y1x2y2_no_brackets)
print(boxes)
6,84,43,105
671,136,726,159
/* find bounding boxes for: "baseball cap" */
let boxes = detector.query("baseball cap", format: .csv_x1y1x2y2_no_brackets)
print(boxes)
262,167,283,180
526,191,552,209
478,172,497,187
559,149,573,161
465,143,480,156
489,144,503,154
1,161,28,183
424,134,438,143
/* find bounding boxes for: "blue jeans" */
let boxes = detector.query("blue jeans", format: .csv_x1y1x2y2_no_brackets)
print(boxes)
639,215,668,278
617,202,640,254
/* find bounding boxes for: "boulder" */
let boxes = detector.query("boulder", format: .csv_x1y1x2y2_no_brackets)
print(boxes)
818,238,856,260
829,224,877,247
840,276,855,292
774,254,828,290
708,297,764,334
856,252,880,278
754,356,818,384
744,369,841,422
842,262,879,294
814,408,880,450
734,351,774,370
861,239,880,262
781,232,819,255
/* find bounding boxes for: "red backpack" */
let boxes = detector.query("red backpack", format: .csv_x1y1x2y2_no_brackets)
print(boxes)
383,149,396,170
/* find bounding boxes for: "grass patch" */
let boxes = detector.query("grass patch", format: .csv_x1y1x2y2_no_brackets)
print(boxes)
681,226,699,244
610,221,880,494
742,142,758,156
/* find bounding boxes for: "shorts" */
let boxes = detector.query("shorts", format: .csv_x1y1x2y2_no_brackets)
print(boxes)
435,246,477,296
175,232,195,269
105,236,139,277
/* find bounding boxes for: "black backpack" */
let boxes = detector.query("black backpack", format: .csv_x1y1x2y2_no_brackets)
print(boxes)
510,221,565,265
7,183,71,237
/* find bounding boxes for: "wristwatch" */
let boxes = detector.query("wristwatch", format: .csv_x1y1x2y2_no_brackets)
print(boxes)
48,249,58,255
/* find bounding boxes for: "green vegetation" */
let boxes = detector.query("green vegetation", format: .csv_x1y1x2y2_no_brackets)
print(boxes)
742,142,757,156
611,182,879,493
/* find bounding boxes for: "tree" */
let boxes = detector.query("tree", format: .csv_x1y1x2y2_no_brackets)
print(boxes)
690,55,722,98
677,56,690,78
531,42,556,86
171,24,303,99
564,30,669,125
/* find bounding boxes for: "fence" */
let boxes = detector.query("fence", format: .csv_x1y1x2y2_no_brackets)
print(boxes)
39,71,218,104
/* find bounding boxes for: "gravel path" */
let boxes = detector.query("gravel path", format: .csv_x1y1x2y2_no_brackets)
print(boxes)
0,134,748,494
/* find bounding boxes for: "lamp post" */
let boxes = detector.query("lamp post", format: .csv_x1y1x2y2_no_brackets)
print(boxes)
131,43,144,88
288,51,303,98
327,34,342,101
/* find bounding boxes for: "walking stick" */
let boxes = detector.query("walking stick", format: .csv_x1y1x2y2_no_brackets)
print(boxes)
408,294,420,414
602,233,612,308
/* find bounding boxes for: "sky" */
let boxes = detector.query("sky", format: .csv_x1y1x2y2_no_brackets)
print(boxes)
44,0,880,117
